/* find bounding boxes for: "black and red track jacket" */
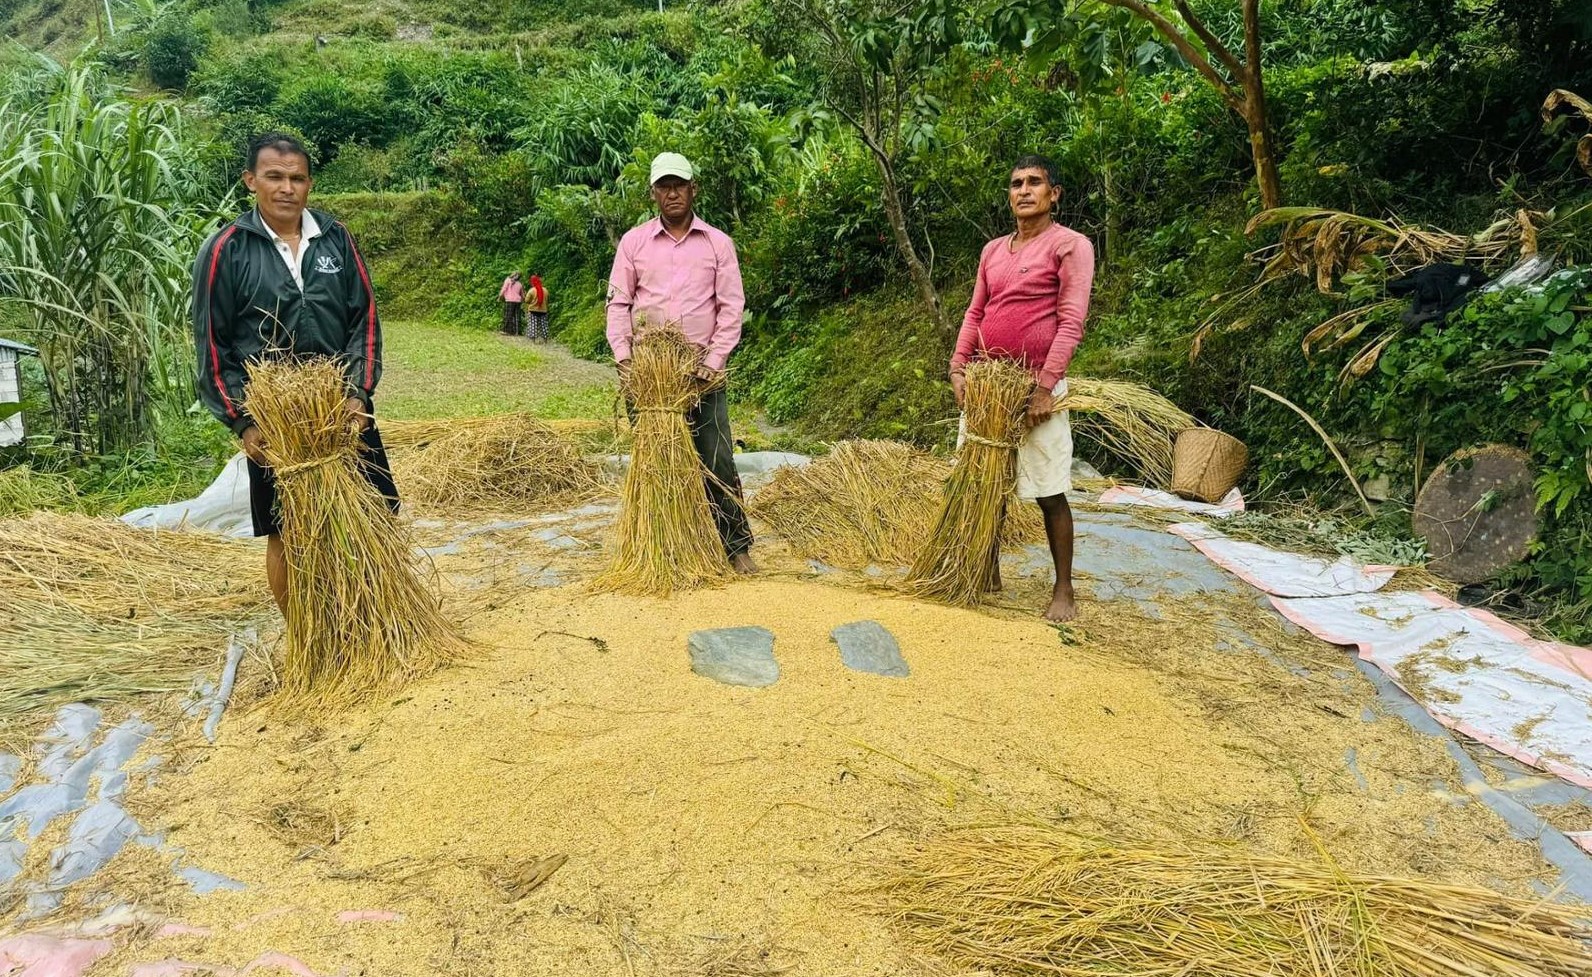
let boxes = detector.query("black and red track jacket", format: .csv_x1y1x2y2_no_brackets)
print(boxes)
192,207,380,435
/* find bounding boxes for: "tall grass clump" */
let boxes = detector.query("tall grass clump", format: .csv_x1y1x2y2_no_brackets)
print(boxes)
0,67,225,454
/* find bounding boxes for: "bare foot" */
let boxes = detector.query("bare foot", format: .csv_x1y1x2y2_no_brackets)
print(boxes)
1043,584,1078,622
983,563,1003,593
731,552,758,574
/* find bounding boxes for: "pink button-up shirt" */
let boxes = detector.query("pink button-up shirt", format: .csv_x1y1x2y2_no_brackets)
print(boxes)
950,223,1094,389
605,216,745,371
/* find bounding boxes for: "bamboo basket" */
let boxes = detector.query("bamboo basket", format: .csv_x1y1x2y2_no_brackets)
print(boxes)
1170,428,1248,503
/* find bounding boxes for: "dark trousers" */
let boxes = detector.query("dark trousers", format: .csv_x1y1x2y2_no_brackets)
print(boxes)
689,388,753,557
628,387,752,557
502,301,523,335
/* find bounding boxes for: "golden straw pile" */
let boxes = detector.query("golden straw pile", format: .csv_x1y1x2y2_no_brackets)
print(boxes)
875,822,1592,977
907,359,1033,605
1060,378,1194,487
244,358,464,709
0,512,269,746
753,440,1043,569
382,414,610,452
593,326,728,595
390,413,605,514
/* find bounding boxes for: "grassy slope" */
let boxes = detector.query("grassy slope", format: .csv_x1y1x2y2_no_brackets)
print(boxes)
378,317,616,420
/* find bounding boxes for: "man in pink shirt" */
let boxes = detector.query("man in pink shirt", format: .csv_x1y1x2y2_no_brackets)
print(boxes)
607,152,755,572
949,154,1095,621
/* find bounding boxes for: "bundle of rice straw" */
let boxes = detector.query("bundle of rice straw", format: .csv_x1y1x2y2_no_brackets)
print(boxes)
875,822,1592,977
391,413,604,514
592,326,728,595
243,357,463,709
906,359,1033,605
753,440,1043,570
1060,378,1195,487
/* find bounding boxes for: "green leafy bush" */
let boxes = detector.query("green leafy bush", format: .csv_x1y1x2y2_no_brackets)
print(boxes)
144,13,209,91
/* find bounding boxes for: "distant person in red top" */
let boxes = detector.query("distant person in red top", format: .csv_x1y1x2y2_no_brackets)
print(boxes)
949,154,1095,622
499,271,524,335
525,273,549,342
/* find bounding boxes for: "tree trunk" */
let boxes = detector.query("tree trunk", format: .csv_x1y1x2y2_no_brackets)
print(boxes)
1242,90,1282,211
1240,0,1282,210
875,158,949,332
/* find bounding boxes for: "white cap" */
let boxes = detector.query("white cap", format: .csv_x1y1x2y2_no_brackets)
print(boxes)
649,152,694,185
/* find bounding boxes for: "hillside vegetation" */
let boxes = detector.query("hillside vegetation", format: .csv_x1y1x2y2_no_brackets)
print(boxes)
2,0,1591,636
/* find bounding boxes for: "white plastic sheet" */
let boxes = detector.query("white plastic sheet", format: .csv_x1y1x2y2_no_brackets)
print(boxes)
1271,590,1592,789
1166,522,1398,598
1096,485,1244,517
120,453,254,537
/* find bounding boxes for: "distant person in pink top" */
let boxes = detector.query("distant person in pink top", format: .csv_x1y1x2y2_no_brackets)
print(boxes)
499,271,524,335
606,152,755,573
949,154,1095,622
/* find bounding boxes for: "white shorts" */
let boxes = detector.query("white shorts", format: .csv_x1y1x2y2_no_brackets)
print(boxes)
958,379,1073,501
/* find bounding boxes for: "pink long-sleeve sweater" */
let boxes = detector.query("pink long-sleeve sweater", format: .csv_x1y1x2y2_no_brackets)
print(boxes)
950,223,1095,389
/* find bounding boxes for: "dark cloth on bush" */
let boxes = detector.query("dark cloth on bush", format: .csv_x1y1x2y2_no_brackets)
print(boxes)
1389,263,1490,326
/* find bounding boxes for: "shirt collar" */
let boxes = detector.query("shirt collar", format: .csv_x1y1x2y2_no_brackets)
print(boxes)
649,214,705,240
257,208,322,243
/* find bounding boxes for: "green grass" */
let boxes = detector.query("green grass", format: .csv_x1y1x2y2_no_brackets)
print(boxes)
377,317,617,420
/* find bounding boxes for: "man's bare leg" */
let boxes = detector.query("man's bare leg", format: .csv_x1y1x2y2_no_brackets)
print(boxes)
731,552,758,574
1037,493,1076,621
265,533,288,615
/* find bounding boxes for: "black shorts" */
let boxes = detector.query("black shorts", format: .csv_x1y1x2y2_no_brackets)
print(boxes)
247,424,400,538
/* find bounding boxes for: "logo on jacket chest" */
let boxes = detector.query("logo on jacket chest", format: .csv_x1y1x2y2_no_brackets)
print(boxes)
314,254,343,275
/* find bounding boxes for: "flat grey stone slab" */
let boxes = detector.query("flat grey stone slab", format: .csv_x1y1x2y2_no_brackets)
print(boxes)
689,627,778,688
832,621,909,678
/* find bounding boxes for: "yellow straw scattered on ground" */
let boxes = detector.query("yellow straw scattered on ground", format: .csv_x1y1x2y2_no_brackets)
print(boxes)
874,821,1592,977
244,357,464,710
592,326,729,596
381,414,610,452
752,439,1044,569
906,359,1033,605
391,413,605,515
0,512,269,747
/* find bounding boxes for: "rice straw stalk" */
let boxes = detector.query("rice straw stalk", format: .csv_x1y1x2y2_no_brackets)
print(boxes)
874,821,1592,977
592,325,729,595
1057,378,1195,487
906,359,1033,605
391,413,605,515
753,439,1047,571
243,357,464,710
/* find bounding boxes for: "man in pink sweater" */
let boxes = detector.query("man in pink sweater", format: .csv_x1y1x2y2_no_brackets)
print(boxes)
607,152,755,572
949,155,1095,621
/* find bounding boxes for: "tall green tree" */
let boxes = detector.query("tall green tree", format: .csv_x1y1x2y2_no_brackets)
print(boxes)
0,69,223,454
769,0,971,332
997,0,1282,209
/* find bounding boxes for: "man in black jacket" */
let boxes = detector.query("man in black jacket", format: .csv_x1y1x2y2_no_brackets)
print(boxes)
193,133,398,612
